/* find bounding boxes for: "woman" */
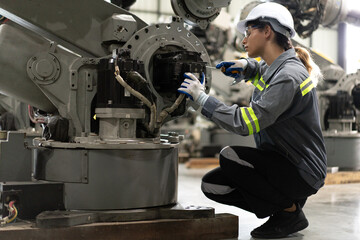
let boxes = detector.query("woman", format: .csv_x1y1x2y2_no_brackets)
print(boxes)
178,2,327,239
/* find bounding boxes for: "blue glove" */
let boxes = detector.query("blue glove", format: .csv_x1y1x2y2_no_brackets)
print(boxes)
216,59,248,78
177,72,205,101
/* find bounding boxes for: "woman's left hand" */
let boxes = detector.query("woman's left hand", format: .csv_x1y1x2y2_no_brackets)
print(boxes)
177,72,205,101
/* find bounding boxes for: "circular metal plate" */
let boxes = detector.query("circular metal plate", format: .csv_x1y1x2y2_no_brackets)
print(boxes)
27,52,61,85
122,17,212,111
171,0,221,29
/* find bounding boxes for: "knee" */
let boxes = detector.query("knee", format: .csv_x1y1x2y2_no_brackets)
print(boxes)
201,180,235,196
201,170,216,194
219,146,254,169
201,169,235,195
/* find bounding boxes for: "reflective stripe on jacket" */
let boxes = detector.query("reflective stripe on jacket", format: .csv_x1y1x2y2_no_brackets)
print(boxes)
201,48,327,190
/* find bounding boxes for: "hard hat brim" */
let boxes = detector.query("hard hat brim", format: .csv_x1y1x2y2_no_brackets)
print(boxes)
236,18,253,34
237,17,295,38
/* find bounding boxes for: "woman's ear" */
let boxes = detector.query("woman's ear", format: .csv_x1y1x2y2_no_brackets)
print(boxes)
264,25,272,39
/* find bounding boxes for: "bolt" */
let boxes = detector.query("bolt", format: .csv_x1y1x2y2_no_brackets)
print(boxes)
123,121,130,129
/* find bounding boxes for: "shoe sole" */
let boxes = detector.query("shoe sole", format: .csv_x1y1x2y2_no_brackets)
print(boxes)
251,219,309,239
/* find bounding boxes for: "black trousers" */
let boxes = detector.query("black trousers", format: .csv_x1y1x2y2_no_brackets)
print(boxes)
201,146,317,218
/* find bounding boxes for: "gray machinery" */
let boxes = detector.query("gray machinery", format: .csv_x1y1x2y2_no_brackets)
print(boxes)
269,0,360,38
0,0,236,224
0,94,31,131
318,70,360,170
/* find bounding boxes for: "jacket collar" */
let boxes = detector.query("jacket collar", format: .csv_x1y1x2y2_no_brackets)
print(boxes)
262,48,296,83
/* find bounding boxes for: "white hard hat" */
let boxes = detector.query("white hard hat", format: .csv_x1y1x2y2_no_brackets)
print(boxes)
237,2,296,38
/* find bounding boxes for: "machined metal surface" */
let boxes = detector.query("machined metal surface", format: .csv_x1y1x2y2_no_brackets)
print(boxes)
324,133,360,170
26,52,61,85
33,146,179,210
34,138,173,149
0,0,215,217
0,0,147,57
123,17,211,115
96,108,145,139
0,23,57,112
95,108,145,119
0,95,31,130
319,69,360,96
322,0,343,27
322,0,360,27
0,131,31,181
101,14,138,43
318,69,360,130
171,0,229,29
328,118,356,133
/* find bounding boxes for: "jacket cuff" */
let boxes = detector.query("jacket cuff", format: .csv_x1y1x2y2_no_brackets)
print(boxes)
196,92,209,106
243,58,258,80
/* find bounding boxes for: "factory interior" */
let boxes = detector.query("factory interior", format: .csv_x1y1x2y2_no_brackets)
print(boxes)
0,0,359,239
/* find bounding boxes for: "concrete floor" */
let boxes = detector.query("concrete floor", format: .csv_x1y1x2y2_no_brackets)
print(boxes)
178,164,360,240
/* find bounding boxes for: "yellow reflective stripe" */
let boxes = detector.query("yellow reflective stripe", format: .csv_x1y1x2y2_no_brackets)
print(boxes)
300,77,311,89
266,84,269,88
256,76,266,91
247,108,260,133
256,84,264,91
302,84,314,96
260,77,266,85
253,72,260,86
241,108,253,135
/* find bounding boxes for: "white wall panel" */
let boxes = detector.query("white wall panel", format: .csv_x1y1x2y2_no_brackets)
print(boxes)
346,24,360,73
311,26,338,64
133,12,159,24
228,0,262,19
160,0,173,13
131,0,157,11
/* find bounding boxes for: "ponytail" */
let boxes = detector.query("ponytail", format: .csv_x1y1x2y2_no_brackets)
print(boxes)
271,30,323,87
294,47,312,73
295,47,323,87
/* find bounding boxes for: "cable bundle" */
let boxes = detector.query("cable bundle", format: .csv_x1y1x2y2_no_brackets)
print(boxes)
1,201,18,225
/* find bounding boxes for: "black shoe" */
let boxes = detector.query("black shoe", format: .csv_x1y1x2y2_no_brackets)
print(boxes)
251,205,309,239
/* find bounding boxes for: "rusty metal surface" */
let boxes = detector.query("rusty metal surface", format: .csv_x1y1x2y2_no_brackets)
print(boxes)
0,213,238,240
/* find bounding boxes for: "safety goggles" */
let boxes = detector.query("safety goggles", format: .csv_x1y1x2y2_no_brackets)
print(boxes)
244,25,261,38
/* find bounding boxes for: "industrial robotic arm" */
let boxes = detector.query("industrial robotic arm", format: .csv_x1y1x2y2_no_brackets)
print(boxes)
271,0,360,38
0,0,217,211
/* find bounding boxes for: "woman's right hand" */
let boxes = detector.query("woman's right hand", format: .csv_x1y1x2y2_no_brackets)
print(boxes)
216,59,248,78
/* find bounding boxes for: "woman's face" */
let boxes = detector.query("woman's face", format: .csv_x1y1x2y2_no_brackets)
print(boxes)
242,24,265,58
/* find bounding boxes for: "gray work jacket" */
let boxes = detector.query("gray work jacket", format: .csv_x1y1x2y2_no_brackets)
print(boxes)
201,48,327,190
